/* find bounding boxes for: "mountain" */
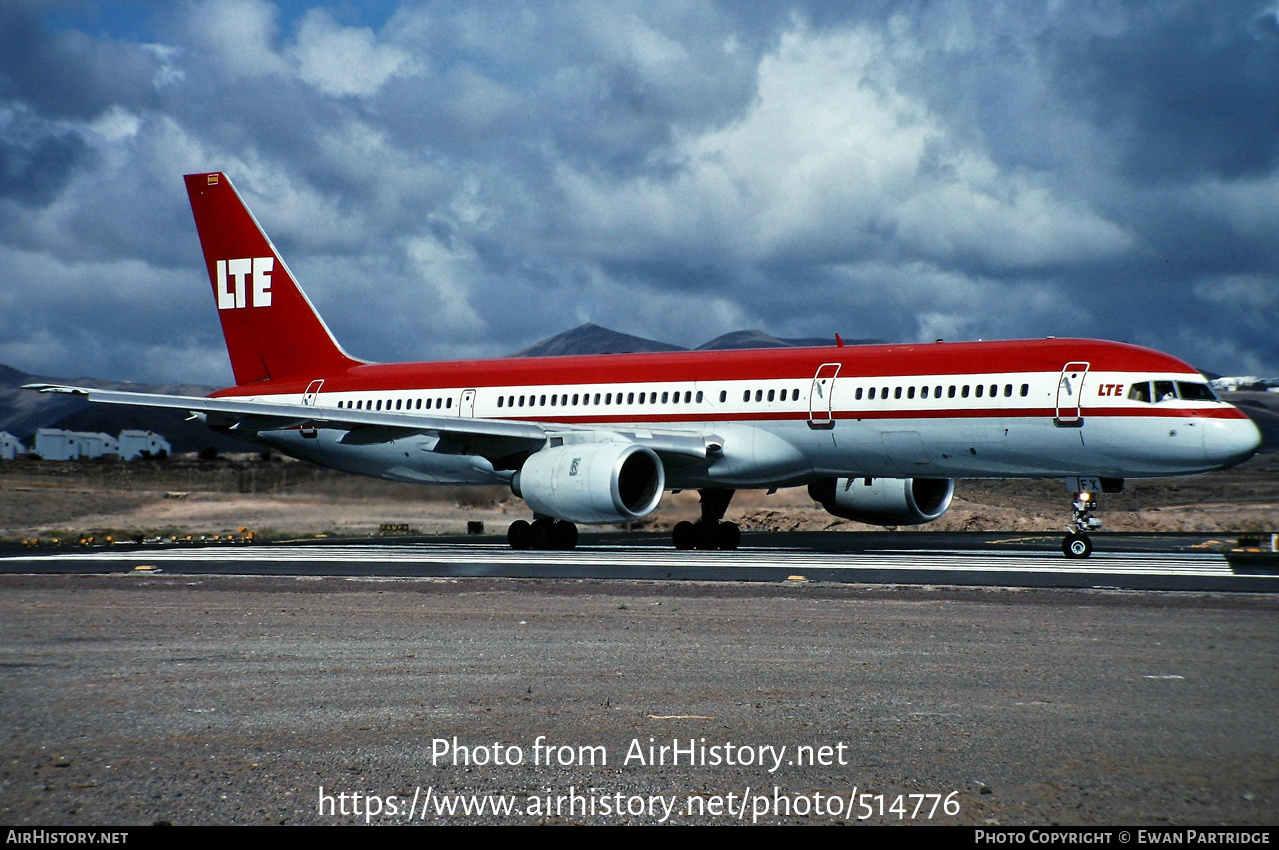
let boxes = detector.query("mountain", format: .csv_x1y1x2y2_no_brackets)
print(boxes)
512,324,890,357
510,323,687,357
696,330,887,350
0,365,244,454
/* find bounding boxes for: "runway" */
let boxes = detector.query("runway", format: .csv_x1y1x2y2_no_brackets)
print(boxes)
2,532,1275,591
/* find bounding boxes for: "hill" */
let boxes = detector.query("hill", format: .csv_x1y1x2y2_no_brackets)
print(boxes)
0,365,244,454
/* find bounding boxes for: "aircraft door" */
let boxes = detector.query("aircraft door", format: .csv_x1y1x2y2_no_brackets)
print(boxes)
808,363,841,428
1055,362,1089,425
461,389,476,417
302,380,323,406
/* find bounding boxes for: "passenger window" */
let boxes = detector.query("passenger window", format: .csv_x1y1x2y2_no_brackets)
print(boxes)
627,393,634,404
948,386,956,398
868,387,876,400
446,398,452,409
907,386,915,399
961,386,970,398
990,384,997,397
856,388,864,400
696,391,703,403
1020,384,1029,397
719,391,726,403
1004,384,1012,397
767,389,775,402
935,385,942,398
975,385,983,398
793,389,800,401
662,392,669,404
894,387,902,400
921,386,929,399
685,391,692,403
497,397,504,408
755,390,763,402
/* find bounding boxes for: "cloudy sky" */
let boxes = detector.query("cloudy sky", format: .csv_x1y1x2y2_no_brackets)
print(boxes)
1,0,1276,386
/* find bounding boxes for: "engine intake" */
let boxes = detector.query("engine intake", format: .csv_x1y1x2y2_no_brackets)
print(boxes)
513,442,664,524
808,477,954,526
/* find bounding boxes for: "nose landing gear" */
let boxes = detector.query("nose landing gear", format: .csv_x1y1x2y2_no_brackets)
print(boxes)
1061,477,1122,559
1063,491,1099,558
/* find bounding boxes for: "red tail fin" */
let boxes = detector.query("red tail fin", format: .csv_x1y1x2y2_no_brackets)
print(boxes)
184,172,362,385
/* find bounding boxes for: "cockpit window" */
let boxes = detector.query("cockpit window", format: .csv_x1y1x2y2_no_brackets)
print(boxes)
1130,379,1219,403
1176,381,1217,402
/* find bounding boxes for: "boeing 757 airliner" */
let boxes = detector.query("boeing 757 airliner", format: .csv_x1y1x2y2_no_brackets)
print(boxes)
28,173,1262,556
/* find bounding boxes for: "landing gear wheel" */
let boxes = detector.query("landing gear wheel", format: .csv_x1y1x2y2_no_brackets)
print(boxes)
529,518,577,550
672,521,696,550
671,489,740,551
695,521,719,550
715,521,740,551
531,518,557,550
507,520,532,550
1063,532,1092,559
553,520,578,550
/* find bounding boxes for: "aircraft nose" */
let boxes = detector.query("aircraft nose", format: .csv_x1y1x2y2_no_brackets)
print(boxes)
1202,415,1263,469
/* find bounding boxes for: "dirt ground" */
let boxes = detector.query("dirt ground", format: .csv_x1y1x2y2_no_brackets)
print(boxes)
3,575,1276,826
0,444,1273,543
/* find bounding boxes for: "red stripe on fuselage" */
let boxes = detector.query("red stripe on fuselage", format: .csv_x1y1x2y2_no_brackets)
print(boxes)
209,338,1197,398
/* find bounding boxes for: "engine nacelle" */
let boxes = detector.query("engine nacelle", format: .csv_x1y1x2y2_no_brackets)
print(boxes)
513,442,665,524
808,477,954,526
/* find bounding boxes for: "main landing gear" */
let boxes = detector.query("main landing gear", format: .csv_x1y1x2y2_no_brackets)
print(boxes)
1061,477,1122,559
672,488,740,551
507,517,578,550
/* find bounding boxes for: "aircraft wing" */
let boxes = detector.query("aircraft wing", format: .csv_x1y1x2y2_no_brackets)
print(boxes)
23,384,713,462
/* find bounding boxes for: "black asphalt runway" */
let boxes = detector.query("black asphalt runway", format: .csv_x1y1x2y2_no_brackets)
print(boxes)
1,531,1275,592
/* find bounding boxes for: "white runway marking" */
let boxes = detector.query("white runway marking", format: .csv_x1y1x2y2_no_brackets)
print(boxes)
0,542,1240,578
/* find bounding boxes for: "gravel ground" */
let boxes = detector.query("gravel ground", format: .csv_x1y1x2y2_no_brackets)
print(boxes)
1,574,1276,826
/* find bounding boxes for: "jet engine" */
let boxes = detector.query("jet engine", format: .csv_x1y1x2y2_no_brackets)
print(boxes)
513,442,665,524
808,477,954,526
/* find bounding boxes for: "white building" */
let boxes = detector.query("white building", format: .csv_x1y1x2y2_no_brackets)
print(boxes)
0,432,25,460
33,428,81,461
117,430,170,460
76,432,119,459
